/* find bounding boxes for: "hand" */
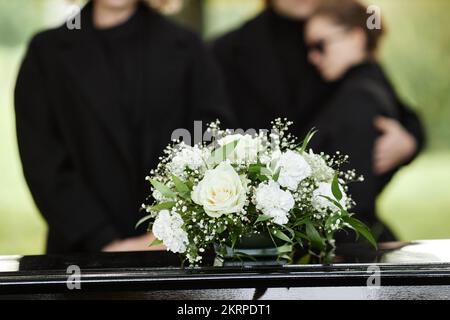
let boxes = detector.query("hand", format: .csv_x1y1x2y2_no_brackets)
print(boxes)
373,116,417,175
102,233,166,252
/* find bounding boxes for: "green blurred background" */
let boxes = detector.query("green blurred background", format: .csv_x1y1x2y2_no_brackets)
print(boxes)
1,0,449,255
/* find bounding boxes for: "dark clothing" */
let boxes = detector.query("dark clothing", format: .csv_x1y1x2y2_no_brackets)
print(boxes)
212,8,333,138
309,62,403,242
15,1,232,253
212,9,424,150
212,9,425,241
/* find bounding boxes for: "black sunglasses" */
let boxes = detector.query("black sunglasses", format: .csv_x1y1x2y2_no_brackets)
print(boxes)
306,29,351,55
307,40,326,54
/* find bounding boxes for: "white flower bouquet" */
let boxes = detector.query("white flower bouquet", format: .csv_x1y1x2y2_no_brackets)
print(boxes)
137,119,376,265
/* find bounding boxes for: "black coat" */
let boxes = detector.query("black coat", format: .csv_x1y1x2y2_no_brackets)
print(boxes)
15,2,232,253
212,9,331,138
309,62,407,241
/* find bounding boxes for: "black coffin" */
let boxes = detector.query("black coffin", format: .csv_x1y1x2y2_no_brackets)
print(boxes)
1,240,450,300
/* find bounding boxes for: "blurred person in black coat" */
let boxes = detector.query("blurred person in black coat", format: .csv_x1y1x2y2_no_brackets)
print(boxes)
212,0,425,241
305,0,419,241
15,0,232,253
212,0,424,175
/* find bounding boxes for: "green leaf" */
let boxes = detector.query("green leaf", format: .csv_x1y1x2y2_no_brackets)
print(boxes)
216,224,227,234
293,217,309,227
150,179,176,199
273,167,281,182
172,175,190,195
278,254,292,263
231,233,238,248
305,221,325,251
296,254,311,265
278,224,295,238
255,215,272,223
269,159,278,172
257,174,269,182
248,164,263,173
234,251,257,261
208,139,238,166
320,195,344,211
295,231,308,240
271,229,292,243
149,238,163,247
135,214,153,229
260,167,272,177
331,174,343,201
276,244,293,254
150,201,176,211
298,128,317,153
343,216,377,249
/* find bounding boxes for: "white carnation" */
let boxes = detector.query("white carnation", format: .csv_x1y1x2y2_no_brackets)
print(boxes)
273,150,312,190
312,182,347,213
152,210,189,253
304,150,335,182
168,144,206,179
255,180,295,225
218,134,261,164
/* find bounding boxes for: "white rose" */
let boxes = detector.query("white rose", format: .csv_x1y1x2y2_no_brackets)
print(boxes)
191,162,247,218
274,150,312,190
255,180,295,225
152,210,189,253
218,134,261,164
312,182,347,213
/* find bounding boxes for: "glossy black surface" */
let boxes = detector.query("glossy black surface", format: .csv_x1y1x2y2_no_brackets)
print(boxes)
1,240,450,299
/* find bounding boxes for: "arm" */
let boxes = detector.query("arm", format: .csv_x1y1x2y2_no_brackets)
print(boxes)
374,68,426,170
313,90,381,224
15,37,120,251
